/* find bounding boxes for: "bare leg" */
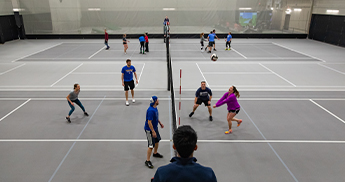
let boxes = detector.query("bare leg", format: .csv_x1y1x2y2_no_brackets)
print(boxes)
125,91,128,101
153,142,159,154
207,106,212,116
130,89,134,99
192,104,199,112
231,117,240,122
227,112,237,130
147,148,153,161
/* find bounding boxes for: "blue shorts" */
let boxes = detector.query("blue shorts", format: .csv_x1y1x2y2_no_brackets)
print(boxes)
145,129,161,148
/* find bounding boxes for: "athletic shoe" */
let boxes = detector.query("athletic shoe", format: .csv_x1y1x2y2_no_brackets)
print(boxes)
153,153,163,158
139,52,142,54
209,116,213,121
145,161,154,169
189,112,194,117
207,51,211,53
126,101,129,106
66,117,71,123
213,49,217,51
205,47,207,51
124,52,127,54
225,129,232,134
132,99,135,103
225,48,228,50
237,119,242,127
84,112,89,116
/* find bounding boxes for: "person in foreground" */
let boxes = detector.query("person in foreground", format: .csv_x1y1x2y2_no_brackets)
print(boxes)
213,85,242,134
152,125,217,182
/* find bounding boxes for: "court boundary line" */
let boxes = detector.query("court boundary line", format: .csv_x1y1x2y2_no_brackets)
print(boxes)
0,99,31,122
242,106,298,182
228,48,248,59
1,98,345,101
1,88,345,91
136,63,145,87
310,99,345,124
203,72,272,75
0,63,26,75
88,46,106,59
317,63,345,75
50,63,84,87
196,63,209,87
272,42,326,62
259,63,297,87
70,72,123,75
48,96,106,182
12,43,63,62
0,139,345,143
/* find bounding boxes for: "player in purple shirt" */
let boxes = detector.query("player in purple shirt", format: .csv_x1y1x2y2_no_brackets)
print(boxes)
213,86,242,134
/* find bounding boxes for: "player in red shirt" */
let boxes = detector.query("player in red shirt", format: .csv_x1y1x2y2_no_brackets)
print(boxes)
104,29,110,50
145,33,149,52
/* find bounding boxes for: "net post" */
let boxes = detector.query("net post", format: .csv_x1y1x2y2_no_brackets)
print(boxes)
179,69,182,126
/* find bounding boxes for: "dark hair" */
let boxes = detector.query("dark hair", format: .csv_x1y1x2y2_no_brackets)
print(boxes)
201,81,206,84
126,59,131,63
233,85,240,98
213,29,215,32
73,83,79,89
173,125,197,158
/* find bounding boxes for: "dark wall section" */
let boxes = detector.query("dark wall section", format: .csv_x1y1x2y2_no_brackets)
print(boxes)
0,14,25,44
309,14,345,47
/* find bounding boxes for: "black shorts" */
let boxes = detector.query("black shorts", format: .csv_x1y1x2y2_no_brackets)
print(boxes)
124,80,135,91
200,41,204,46
145,129,161,148
123,42,127,45
228,108,240,114
196,98,210,106
208,41,214,47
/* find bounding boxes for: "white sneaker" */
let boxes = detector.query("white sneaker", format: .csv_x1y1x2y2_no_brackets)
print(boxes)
126,101,129,106
132,99,135,103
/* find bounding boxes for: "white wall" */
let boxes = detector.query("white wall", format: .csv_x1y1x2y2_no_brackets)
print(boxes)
313,0,345,16
0,0,13,15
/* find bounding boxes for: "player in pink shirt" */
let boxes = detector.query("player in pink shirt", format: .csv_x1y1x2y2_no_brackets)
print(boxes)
213,86,242,134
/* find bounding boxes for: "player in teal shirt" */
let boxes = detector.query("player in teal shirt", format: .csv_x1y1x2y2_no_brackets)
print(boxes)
225,32,232,50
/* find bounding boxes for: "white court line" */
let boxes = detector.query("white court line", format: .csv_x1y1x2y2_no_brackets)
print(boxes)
231,48,247,59
0,99,31,122
259,63,297,87
310,99,345,124
2,88,345,91
317,63,345,75
0,64,26,75
136,63,145,87
12,43,63,62
1,139,344,143
88,46,106,59
2,98,345,101
272,42,326,62
211,85,294,87
130,43,140,59
202,72,272,75
71,72,123,75
50,63,83,87
196,63,209,87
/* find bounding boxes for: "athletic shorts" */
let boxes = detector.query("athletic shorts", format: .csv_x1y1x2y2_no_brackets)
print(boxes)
200,41,204,47
123,42,127,45
196,98,210,106
145,129,161,148
228,108,240,114
208,41,214,47
124,80,135,91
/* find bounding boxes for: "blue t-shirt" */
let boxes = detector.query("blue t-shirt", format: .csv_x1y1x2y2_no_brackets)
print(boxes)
195,87,212,100
227,34,232,42
139,36,145,42
208,34,215,42
144,106,159,131
121,65,136,82
153,157,217,182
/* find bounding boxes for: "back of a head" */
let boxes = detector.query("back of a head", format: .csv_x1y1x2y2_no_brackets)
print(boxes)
173,125,197,158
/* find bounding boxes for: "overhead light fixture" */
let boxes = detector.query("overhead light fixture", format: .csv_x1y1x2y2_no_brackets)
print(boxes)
88,8,101,11
294,8,302,12
271,7,274,10
286,8,292,14
163,8,175,11
239,8,252,10
13,8,25,12
327,10,339,13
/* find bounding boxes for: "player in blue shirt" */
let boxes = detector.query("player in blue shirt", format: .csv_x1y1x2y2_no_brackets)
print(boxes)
145,96,164,169
207,30,219,53
189,81,213,121
139,35,146,54
121,59,138,106
152,125,217,182
212,29,220,51
225,32,232,50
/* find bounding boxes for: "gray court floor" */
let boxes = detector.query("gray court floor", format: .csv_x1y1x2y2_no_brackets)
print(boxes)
0,38,345,182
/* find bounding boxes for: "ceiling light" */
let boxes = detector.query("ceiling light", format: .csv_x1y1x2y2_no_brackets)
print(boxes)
88,8,101,11
327,10,339,13
294,8,302,12
239,8,252,10
163,8,175,11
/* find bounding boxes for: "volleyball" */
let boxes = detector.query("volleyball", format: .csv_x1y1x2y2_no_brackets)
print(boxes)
211,53,218,61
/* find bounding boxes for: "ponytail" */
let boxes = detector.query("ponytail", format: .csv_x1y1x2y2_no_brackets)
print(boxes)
200,33,203,38
233,86,240,98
